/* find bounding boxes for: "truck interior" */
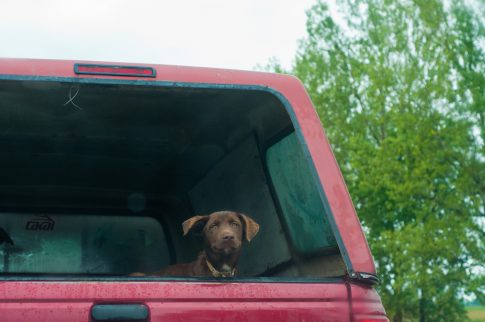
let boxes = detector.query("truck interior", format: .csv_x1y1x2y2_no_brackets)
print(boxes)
0,79,346,279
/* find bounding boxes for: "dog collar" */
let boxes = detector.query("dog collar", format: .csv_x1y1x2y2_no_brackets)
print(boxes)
205,259,236,278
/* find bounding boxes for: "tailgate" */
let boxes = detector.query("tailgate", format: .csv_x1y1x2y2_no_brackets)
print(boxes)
0,280,350,322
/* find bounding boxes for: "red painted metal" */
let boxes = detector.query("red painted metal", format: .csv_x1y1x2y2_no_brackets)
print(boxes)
351,284,389,321
0,281,349,322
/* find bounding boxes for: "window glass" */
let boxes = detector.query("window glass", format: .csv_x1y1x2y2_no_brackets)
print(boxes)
0,214,169,274
266,133,337,253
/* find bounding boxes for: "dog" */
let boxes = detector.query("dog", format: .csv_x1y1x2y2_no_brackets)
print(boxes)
131,211,259,277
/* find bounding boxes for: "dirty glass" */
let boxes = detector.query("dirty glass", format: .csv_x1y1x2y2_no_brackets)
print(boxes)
266,133,337,253
0,214,169,274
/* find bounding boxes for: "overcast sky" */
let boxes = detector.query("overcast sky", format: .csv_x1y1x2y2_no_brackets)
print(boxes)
0,0,317,71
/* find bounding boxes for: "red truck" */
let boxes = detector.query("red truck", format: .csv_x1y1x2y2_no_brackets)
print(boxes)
0,59,388,322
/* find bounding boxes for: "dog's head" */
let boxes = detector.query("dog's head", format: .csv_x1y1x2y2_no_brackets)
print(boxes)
182,211,259,256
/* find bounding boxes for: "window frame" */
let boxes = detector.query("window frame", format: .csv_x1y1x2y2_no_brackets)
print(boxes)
0,74,354,280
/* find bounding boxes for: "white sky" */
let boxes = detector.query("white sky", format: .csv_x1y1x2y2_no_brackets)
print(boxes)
0,0,317,71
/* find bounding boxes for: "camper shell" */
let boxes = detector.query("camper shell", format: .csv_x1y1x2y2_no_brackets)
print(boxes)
0,59,388,322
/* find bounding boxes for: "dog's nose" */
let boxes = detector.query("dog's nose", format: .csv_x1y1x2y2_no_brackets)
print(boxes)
222,234,235,240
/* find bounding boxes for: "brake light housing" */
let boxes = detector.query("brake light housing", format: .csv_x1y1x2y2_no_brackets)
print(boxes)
74,63,156,78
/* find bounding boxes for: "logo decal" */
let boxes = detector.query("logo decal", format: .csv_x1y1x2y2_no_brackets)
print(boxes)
25,215,55,231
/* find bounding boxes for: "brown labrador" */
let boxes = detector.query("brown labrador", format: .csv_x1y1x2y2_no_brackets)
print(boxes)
131,211,259,277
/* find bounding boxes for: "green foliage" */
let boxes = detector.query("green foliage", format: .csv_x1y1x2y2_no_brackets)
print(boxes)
291,0,485,321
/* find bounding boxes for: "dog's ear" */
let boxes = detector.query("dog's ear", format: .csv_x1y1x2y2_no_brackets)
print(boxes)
238,213,260,242
182,215,208,236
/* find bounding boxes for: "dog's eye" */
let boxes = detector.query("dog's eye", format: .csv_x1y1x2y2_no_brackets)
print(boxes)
209,223,218,229
230,222,239,227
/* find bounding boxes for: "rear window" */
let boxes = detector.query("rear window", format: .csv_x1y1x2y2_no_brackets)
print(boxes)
0,79,346,279
0,214,169,274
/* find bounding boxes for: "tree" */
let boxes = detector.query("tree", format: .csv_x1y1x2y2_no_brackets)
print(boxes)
292,0,485,321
